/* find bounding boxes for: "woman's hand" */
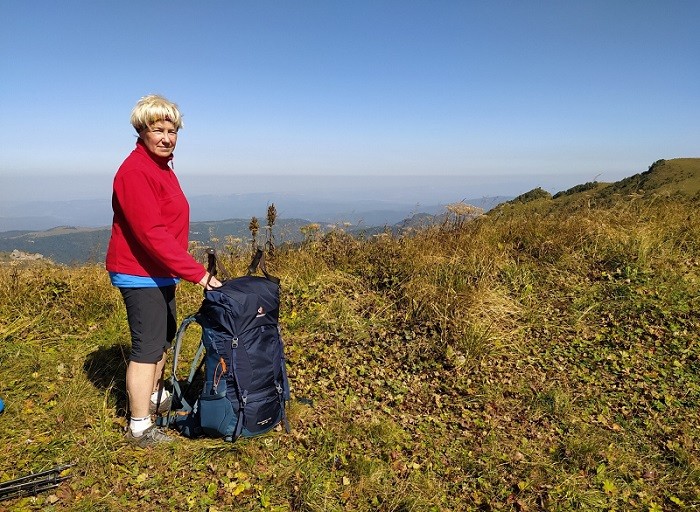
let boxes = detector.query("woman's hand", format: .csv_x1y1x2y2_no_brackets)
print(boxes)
198,272,222,289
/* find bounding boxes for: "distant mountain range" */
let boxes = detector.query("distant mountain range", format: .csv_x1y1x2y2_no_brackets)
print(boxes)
0,192,509,232
5,157,697,265
0,195,508,264
0,219,311,265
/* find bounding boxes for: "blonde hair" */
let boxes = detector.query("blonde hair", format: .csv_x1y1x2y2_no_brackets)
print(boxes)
130,94,184,134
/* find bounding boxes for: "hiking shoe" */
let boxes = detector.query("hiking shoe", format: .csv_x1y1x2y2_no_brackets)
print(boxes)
149,393,172,414
126,425,173,448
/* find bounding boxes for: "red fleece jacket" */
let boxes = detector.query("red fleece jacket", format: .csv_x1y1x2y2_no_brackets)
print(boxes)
105,139,206,283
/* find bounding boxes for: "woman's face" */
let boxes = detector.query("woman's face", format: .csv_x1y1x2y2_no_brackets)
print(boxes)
140,120,178,158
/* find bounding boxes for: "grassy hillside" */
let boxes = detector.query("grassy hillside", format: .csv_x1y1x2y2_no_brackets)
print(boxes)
604,158,700,198
0,161,699,510
504,158,700,211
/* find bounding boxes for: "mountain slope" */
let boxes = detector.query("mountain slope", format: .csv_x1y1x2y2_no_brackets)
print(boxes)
500,158,700,213
598,157,700,198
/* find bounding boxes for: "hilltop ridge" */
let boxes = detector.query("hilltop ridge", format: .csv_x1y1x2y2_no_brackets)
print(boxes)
502,157,700,210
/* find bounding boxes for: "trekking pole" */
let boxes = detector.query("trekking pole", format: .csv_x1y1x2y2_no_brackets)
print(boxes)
0,463,74,502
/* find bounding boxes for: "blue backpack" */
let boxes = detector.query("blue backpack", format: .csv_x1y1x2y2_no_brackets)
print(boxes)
161,249,290,441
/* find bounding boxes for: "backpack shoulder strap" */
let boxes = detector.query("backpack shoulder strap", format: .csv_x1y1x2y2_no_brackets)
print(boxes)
158,315,201,427
171,315,199,380
247,249,280,284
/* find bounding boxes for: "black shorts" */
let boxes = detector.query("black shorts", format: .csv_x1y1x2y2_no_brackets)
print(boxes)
120,286,176,364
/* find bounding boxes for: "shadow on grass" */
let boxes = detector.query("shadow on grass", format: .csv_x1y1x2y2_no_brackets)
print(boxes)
83,344,129,418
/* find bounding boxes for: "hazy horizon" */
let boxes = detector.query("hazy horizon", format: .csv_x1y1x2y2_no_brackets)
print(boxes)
1,168,637,232
2,168,633,205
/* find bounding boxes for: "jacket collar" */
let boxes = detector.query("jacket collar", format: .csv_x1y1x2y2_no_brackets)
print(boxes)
135,138,174,169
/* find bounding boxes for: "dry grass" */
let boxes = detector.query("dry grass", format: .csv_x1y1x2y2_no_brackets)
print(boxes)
1,194,699,510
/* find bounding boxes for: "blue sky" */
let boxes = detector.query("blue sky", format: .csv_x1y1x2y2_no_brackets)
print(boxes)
1,1,698,201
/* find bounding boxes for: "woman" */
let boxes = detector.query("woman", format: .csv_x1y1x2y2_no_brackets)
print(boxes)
106,94,221,447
